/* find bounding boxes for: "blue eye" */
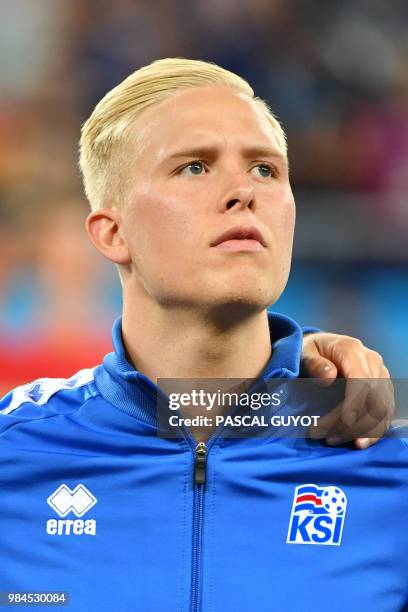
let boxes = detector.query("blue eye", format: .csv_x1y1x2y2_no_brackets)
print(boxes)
180,161,206,176
251,164,274,178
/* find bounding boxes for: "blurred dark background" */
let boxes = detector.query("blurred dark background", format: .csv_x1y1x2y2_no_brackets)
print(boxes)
1,0,407,391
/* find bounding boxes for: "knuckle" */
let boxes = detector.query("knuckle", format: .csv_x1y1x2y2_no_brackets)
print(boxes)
342,336,363,350
366,348,383,365
382,366,391,378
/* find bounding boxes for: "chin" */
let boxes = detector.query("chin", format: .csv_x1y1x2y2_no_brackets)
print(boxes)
199,299,268,328
201,286,278,314
155,273,286,313
207,276,283,308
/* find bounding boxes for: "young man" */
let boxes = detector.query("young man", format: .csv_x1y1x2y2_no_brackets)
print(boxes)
0,59,404,611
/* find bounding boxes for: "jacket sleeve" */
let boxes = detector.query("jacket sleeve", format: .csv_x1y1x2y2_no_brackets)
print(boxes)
301,326,321,335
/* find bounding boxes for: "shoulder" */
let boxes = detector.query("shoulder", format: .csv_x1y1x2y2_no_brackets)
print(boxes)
389,420,408,452
0,368,97,421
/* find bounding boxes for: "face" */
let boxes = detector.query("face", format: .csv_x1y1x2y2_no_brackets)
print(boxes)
119,86,295,313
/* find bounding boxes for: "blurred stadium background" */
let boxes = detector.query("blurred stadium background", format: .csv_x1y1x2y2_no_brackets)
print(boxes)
0,0,407,392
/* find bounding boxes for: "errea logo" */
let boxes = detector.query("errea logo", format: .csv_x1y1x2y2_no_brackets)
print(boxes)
46,484,97,536
287,484,347,546
47,484,97,517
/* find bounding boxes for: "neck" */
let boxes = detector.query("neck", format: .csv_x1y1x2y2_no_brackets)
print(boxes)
121,296,272,386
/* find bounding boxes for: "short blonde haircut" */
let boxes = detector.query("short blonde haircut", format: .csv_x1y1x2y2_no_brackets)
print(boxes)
79,57,287,211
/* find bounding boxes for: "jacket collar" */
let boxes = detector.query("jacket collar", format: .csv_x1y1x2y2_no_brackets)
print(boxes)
94,312,303,425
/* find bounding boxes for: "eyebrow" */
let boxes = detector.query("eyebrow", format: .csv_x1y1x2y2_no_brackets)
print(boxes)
166,145,287,164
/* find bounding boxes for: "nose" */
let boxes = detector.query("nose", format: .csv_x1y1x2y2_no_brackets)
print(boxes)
219,178,255,212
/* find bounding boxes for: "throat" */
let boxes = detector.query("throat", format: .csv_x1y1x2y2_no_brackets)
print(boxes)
122,307,272,383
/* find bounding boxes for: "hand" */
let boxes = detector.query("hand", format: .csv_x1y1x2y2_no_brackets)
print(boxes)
301,332,394,449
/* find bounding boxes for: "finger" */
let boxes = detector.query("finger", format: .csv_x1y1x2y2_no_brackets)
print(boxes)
341,378,395,429
338,344,382,426
314,336,366,379
355,437,378,450
300,357,338,383
340,379,371,427
308,382,389,440
319,339,392,427
310,390,382,443
351,386,394,441
334,344,389,382
308,401,344,439
354,416,392,449
326,402,393,446
364,382,395,423
300,333,340,379
348,363,395,436
330,412,387,444
307,358,394,445
363,348,389,378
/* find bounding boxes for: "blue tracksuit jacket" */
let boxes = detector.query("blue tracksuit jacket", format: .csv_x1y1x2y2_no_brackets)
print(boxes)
1,313,407,611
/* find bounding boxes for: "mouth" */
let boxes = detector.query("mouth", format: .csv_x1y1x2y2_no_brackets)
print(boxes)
211,225,266,251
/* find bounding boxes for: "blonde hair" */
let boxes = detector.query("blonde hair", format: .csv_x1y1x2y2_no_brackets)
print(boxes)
79,57,287,211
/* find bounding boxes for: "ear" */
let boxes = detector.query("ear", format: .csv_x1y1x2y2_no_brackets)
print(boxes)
85,207,131,265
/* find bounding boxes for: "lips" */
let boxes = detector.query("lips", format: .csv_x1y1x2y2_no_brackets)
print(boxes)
211,225,266,247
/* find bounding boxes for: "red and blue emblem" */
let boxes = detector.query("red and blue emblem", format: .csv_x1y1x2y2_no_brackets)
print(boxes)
287,483,347,546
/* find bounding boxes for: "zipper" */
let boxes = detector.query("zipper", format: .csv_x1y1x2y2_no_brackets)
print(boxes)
194,442,207,485
188,389,262,611
191,442,207,612
136,374,283,611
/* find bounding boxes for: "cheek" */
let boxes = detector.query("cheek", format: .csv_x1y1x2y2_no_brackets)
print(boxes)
125,191,199,264
266,190,296,246
284,199,296,243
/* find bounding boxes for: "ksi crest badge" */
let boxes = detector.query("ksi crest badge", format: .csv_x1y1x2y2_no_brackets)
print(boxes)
287,484,347,546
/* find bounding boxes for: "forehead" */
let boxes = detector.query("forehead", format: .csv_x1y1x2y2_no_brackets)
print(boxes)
132,86,284,159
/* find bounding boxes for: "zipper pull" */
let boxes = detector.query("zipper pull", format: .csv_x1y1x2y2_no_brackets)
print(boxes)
194,442,207,485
